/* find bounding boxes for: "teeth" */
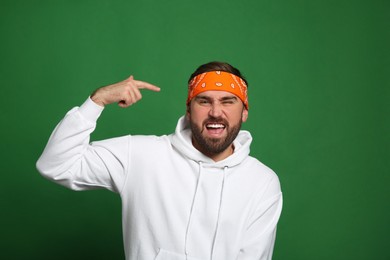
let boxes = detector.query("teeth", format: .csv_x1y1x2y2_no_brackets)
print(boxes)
206,124,225,128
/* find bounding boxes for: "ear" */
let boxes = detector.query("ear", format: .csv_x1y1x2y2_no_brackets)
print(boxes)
186,105,191,119
242,109,248,122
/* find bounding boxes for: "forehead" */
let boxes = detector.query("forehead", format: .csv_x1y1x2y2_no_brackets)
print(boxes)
195,90,238,99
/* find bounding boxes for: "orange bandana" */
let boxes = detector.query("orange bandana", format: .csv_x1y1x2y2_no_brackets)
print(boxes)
187,71,249,109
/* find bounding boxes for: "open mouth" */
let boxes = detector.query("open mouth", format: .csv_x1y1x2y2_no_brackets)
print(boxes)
204,123,226,136
206,123,226,130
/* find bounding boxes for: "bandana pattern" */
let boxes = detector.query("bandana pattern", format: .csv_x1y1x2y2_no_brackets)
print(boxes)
187,71,248,109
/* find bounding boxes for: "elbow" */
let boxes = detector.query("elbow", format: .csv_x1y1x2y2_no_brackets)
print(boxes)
36,155,58,181
36,156,50,179
36,156,81,191
36,155,45,174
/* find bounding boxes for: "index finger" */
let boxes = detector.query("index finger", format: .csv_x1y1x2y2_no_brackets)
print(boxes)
134,79,161,92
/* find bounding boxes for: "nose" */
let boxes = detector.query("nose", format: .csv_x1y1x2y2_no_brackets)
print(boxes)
209,103,223,118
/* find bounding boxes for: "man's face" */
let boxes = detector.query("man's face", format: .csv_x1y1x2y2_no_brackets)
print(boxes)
186,90,248,159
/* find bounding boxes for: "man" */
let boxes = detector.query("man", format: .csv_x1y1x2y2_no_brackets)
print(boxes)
37,61,282,260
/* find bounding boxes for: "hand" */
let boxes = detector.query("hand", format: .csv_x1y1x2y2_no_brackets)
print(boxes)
91,76,160,107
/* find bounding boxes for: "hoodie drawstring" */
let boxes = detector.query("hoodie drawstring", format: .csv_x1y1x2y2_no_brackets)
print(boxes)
210,166,227,259
185,161,203,259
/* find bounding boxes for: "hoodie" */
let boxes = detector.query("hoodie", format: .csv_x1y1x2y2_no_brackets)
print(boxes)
36,97,283,260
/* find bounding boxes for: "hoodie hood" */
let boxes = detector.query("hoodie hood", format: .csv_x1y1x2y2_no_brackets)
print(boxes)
170,116,252,169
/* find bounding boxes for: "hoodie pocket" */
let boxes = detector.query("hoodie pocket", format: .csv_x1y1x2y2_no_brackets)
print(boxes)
155,249,203,260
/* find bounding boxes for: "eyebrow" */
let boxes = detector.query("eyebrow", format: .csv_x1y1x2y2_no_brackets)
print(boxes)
220,96,238,102
195,95,238,102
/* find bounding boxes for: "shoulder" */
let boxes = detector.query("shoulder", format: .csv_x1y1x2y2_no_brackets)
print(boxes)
129,134,173,156
243,156,279,180
236,156,281,194
129,134,171,148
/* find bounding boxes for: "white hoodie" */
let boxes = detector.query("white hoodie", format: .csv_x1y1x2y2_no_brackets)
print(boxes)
37,97,283,260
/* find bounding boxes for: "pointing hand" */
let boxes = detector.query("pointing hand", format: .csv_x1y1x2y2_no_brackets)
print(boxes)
91,76,160,107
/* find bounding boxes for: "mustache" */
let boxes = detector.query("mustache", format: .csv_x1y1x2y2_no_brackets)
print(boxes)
203,116,228,125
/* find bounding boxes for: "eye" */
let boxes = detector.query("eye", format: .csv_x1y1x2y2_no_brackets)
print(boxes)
222,99,236,105
198,99,210,105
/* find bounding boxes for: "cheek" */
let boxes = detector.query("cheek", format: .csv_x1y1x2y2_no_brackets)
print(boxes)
227,108,245,121
187,110,200,125
188,106,208,120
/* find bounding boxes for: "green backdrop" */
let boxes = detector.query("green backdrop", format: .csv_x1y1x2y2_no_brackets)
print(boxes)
1,0,388,259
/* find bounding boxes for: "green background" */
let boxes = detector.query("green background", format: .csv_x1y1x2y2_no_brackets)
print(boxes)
1,0,388,259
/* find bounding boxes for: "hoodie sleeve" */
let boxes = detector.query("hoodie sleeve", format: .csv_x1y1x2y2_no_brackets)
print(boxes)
237,176,283,260
36,97,129,193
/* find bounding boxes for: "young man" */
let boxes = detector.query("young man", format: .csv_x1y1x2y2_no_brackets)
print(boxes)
37,61,282,260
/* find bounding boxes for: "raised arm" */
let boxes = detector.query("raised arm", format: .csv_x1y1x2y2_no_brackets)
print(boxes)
36,76,160,192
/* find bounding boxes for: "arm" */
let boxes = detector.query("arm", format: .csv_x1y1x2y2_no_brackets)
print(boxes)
238,177,283,260
36,76,160,192
90,75,160,108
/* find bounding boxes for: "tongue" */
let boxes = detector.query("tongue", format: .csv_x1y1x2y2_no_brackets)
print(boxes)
207,127,224,135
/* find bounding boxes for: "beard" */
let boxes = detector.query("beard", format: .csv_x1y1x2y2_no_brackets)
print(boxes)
189,116,242,157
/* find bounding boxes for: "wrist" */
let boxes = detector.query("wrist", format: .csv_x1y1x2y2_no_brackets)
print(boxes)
91,90,106,107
